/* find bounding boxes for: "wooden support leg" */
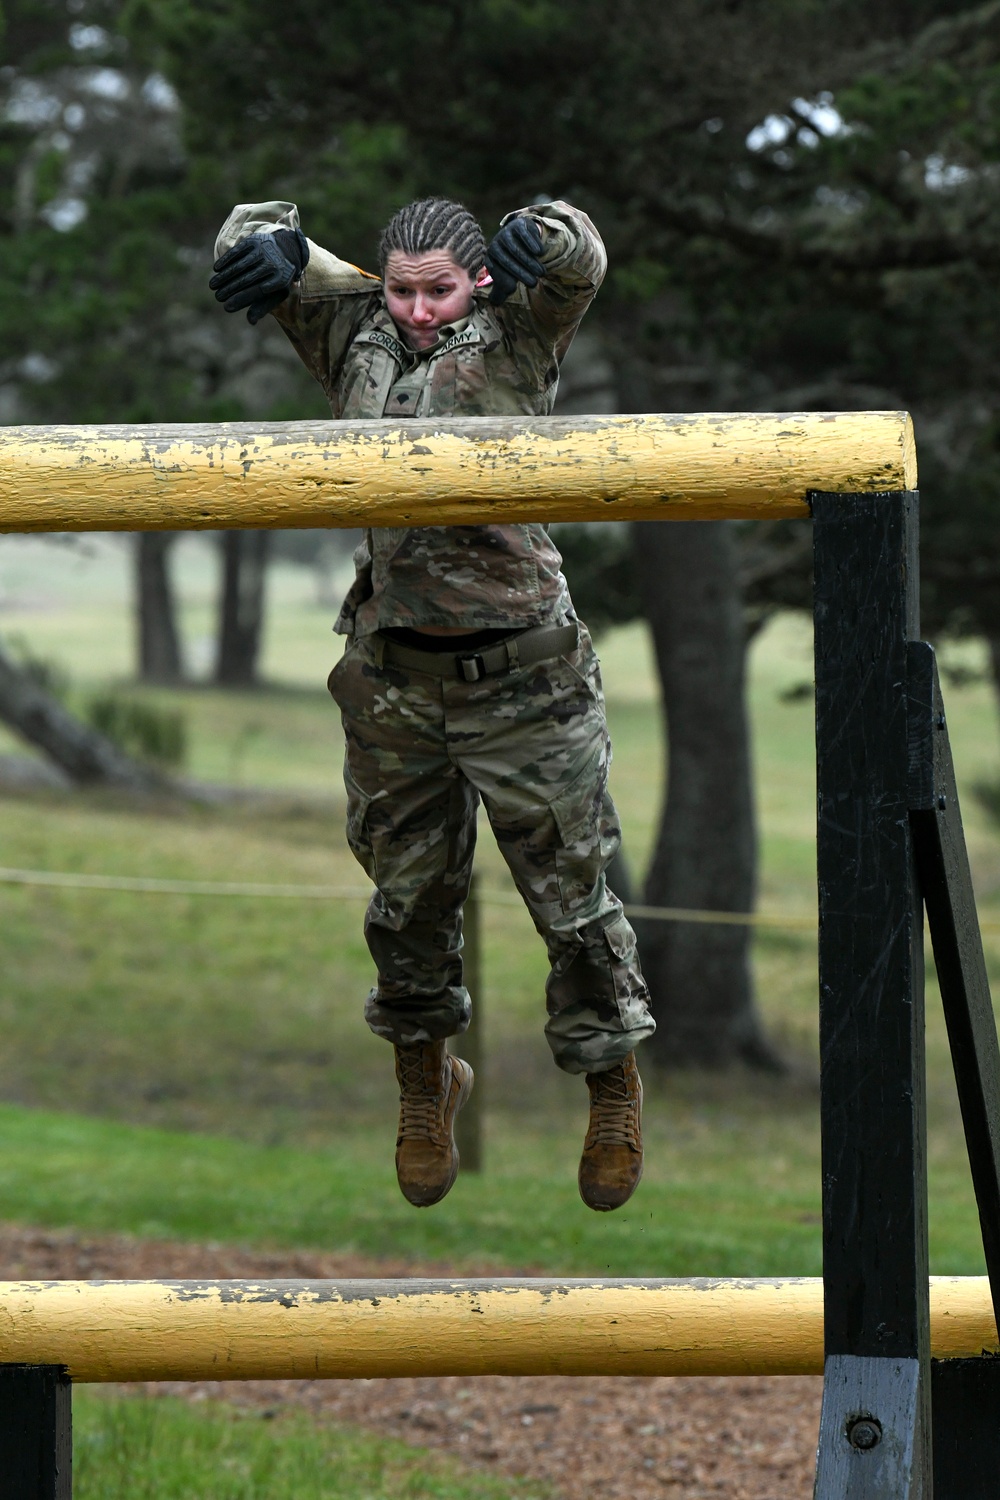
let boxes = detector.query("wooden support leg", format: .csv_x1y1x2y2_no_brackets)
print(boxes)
812,491,930,1499
0,1365,71,1499
908,641,1000,1328
931,1357,1000,1498
816,1357,924,1498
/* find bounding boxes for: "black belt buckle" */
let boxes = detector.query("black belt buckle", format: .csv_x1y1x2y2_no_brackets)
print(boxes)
458,652,486,683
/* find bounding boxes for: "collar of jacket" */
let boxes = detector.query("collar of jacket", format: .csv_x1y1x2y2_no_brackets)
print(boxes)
352,306,487,369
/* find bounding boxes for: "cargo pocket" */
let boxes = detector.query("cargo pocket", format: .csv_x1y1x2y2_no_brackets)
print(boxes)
550,741,609,844
327,638,364,707
601,912,652,1024
554,638,603,706
343,763,378,885
603,913,639,999
549,741,610,909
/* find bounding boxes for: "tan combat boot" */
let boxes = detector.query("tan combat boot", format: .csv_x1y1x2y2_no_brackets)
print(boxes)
578,1051,644,1212
394,1039,473,1207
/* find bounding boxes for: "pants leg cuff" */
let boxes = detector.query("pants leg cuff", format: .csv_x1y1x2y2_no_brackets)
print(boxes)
365,986,471,1046
545,1016,657,1075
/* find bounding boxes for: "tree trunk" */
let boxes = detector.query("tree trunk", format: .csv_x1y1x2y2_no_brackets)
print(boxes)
986,635,1000,709
632,520,781,1070
135,534,183,683
0,637,164,792
215,531,270,686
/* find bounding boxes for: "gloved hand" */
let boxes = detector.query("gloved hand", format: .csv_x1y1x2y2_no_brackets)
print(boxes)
209,228,310,325
484,216,545,306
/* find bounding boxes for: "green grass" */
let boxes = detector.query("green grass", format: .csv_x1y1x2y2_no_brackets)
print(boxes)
2,534,1000,1490
0,1075,983,1276
74,1390,551,1500
0,1099,832,1276
0,788,834,1277
0,538,997,1281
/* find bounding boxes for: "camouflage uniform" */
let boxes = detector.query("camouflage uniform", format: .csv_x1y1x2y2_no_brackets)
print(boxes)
216,200,654,1073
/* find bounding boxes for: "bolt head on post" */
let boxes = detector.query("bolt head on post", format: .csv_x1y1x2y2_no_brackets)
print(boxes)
847,1417,883,1451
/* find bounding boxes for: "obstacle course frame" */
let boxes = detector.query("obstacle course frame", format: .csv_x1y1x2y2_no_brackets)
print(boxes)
0,412,997,1499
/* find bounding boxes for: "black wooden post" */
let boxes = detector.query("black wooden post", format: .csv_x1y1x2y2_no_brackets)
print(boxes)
812,491,931,1498
931,1358,1000,1499
0,1365,71,1499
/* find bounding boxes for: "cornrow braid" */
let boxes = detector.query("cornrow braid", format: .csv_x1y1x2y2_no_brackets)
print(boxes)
378,198,487,277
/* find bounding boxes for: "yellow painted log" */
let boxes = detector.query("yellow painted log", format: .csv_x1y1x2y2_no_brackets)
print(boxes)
0,411,915,532
0,1276,989,1383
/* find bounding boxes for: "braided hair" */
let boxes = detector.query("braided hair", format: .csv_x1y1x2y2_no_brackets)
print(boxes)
378,198,487,277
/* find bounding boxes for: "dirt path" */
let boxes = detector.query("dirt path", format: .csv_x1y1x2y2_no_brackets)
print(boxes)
0,1224,822,1499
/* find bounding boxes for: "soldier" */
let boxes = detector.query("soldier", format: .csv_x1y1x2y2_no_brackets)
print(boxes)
210,196,655,1211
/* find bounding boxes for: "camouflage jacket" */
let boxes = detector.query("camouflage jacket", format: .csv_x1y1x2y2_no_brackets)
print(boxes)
215,200,607,636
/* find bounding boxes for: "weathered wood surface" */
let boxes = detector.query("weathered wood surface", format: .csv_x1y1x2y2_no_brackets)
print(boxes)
932,1358,1000,1500
813,492,927,1362
0,1365,71,1499
812,491,930,1498
0,412,916,531
0,1276,991,1382
909,640,1000,1333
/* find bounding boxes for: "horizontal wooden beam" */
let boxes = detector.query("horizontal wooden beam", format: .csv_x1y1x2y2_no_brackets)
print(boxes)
0,1276,988,1382
0,411,916,532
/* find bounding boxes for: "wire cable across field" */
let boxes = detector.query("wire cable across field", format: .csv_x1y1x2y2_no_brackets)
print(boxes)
0,862,819,925
0,862,939,933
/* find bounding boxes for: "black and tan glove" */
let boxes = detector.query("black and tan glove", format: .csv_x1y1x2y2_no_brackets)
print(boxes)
484,217,545,306
210,228,310,325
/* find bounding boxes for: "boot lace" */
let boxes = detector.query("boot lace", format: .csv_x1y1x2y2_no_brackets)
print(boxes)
397,1051,445,1141
587,1066,639,1149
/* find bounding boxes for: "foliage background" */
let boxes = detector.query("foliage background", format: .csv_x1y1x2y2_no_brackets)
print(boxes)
4,0,1000,1055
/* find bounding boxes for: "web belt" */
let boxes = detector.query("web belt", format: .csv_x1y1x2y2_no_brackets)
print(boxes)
373,621,579,683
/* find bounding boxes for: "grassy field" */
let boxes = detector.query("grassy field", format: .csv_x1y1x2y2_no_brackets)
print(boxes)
0,529,998,1286
3,531,1000,1488
74,1389,551,1500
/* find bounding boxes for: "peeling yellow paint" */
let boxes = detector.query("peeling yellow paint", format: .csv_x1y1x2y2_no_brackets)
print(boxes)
0,1273,984,1382
0,411,916,532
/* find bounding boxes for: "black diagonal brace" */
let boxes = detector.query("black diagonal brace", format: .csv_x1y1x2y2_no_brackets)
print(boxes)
908,638,1000,1332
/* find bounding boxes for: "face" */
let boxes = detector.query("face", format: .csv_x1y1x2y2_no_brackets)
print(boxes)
383,250,479,350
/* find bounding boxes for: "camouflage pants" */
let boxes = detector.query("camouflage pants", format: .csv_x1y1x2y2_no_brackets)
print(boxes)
326,622,654,1074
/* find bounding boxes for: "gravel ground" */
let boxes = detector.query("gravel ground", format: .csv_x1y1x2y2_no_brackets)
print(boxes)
0,1224,822,1499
